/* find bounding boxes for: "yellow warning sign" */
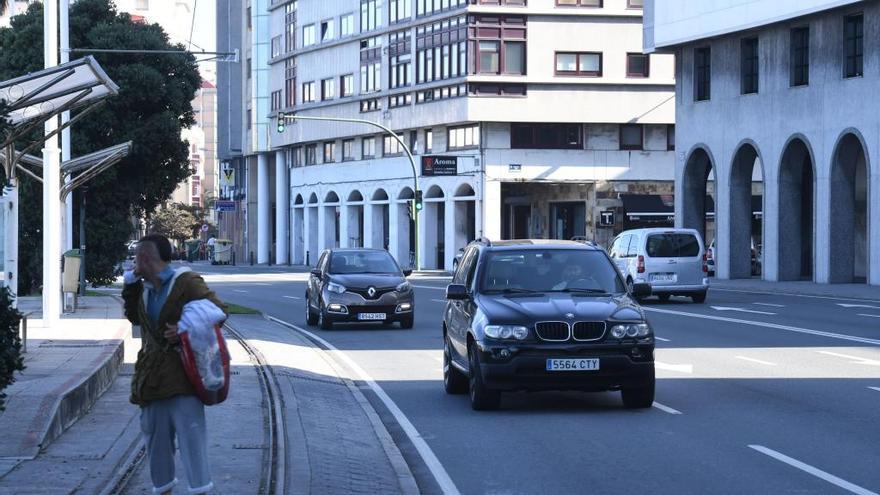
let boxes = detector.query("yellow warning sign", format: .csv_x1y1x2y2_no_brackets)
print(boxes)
220,168,235,188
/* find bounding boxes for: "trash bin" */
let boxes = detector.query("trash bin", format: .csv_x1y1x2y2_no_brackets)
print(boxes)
212,239,233,265
62,249,82,312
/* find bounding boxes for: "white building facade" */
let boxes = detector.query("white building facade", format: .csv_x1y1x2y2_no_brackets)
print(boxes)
221,0,676,269
644,0,879,285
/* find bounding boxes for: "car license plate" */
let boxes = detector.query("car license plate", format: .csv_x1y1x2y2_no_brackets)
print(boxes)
357,312,386,321
546,358,600,371
652,273,677,283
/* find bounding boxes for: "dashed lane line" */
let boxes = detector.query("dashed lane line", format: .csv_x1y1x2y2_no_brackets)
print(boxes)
868,387,880,393
652,402,683,415
431,299,447,303
413,285,446,290
233,289,248,293
643,307,880,346
858,313,880,319
749,445,878,495
283,295,301,300
754,303,785,308
654,336,671,342
735,356,777,366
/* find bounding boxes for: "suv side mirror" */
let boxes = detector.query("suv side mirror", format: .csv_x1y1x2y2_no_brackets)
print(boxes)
631,282,652,299
310,269,322,278
446,284,469,300
402,268,413,277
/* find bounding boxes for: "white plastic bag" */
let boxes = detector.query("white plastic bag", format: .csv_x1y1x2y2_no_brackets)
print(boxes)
178,300,227,391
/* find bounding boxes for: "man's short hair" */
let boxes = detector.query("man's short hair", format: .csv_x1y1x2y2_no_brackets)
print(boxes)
139,234,173,262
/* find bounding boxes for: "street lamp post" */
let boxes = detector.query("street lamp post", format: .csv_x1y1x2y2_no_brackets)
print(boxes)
280,114,422,271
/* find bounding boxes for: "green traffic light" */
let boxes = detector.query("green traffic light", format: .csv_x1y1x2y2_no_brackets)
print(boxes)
277,112,285,133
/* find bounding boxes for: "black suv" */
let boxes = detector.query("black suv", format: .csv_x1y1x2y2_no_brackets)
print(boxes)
442,240,655,410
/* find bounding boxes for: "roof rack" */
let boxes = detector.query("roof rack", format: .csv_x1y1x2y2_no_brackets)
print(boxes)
470,237,492,246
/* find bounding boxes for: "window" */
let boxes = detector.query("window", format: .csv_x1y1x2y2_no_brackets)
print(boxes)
468,83,527,96
627,0,643,8
389,94,413,108
362,137,376,158
341,13,355,36
694,46,711,101
285,60,296,107
360,36,382,93
342,139,355,161
409,130,418,153
666,125,675,151
425,129,433,152
475,0,527,4
844,13,863,78
383,134,404,156
301,81,315,103
341,74,354,97
511,123,582,149
448,124,479,149
361,98,381,112
305,144,317,165
271,90,282,111
790,27,809,86
469,16,527,75
285,3,297,52
271,36,282,58
320,19,334,42
246,58,251,78
619,124,643,151
627,53,649,77
416,83,467,103
417,0,466,17
323,142,336,163
556,0,601,5
361,0,380,32
390,30,412,88
741,37,759,94
390,0,412,24
292,147,303,167
303,24,316,47
555,52,601,76
321,78,335,100
416,17,467,84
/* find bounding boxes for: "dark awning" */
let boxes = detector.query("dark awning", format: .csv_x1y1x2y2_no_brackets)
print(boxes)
620,194,674,217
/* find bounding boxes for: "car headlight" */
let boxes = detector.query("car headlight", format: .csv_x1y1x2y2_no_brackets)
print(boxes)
610,323,651,339
396,281,411,292
327,282,347,294
484,325,529,340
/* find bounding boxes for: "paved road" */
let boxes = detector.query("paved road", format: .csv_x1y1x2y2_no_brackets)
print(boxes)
199,264,880,495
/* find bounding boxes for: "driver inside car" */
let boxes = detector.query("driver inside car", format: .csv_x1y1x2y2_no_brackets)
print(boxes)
552,263,583,290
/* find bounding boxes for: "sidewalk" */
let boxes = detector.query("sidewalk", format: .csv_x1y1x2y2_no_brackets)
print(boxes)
0,296,129,481
710,278,880,301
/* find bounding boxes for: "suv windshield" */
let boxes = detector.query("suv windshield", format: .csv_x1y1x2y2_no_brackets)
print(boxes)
480,249,626,294
645,233,700,258
329,251,400,274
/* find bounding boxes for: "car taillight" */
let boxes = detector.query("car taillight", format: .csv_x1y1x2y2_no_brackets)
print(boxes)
702,253,708,273
637,255,645,274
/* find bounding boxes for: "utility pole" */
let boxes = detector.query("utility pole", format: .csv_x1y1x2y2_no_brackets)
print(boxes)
61,0,73,252
43,0,62,327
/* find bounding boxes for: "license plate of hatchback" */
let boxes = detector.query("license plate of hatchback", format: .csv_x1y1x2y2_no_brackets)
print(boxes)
357,312,386,321
652,273,677,283
546,358,600,371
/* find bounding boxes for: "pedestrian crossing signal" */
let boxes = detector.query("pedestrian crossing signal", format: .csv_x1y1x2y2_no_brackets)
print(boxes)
277,112,285,133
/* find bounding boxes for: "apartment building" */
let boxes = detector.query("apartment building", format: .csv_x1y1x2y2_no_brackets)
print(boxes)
644,0,879,285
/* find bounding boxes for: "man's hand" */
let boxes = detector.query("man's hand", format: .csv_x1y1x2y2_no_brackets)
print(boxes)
164,323,180,344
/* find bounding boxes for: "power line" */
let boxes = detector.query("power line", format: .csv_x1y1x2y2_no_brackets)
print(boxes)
187,0,198,52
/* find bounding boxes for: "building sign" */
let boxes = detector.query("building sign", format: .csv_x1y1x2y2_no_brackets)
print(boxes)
421,156,457,176
509,163,522,172
214,200,236,212
220,167,235,188
599,210,615,227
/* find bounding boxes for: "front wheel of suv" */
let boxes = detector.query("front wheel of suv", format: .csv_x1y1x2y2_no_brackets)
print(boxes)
443,335,467,394
399,314,414,329
318,302,333,330
621,378,655,409
468,344,500,410
305,292,318,326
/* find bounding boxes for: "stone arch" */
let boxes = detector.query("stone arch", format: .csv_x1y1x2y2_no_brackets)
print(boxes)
681,145,718,243
324,191,340,204
294,194,304,205
372,188,389,201
777,135,816,281
425,184,445,199
728,140,765,278
455,183,476,197
348,190,364,202
829,129,870,283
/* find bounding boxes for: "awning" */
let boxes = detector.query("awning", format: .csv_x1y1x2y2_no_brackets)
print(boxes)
620,194,675,217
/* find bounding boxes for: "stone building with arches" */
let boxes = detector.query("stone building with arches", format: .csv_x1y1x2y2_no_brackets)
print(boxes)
644,0,879,285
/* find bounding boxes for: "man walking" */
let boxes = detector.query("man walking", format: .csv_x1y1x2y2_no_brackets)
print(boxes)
122,234,227,494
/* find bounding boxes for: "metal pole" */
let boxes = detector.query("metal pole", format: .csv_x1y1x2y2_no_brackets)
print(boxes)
79,188,86,297
43,0,62,327
287,114,421,270
61,0,72,252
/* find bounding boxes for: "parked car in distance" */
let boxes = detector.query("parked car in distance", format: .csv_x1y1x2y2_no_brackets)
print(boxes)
608,228,709,303
443,239,656,411
707,237,761,277
706,239,716,276
306,248,414,330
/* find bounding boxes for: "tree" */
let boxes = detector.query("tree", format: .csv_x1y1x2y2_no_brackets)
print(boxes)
149,203,199,245
0,0,201,291
0,287,24,411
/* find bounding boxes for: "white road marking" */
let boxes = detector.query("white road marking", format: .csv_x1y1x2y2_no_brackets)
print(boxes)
817,351,880,366
265,315,461,495
654,336,671,342
431,299,447,303
253,283,271,286
652,402,683,415
655,361,693,374
869,387,880,393
735,356,777,366
748,445,878,495
233,289,248,293
283,296,301,300
711,305,776,315
413,285,446,290
838,303,880,309
858,313,880,319
712,288,880,304
643,307,880,346
754,303,785,308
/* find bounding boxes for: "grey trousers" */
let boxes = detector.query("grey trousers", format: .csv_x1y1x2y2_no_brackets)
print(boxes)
140,395,213,494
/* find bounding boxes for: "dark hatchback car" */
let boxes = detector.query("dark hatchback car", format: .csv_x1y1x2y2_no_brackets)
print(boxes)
306,249,414,330
442,240,655,410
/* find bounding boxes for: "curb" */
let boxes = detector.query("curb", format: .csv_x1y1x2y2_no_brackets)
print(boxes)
710,284,880,302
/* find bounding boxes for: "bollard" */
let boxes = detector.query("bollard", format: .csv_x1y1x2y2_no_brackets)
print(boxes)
250,251,254,266
232,250,236,266
19,312,30,354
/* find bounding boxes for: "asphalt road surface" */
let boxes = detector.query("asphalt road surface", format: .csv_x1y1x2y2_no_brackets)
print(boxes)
199,264,880,495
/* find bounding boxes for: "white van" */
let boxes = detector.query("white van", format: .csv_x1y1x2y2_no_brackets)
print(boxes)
608,228,710,303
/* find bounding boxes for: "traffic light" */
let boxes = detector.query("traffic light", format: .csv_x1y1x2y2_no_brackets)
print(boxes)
414,190,423,212
277,112,286,133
